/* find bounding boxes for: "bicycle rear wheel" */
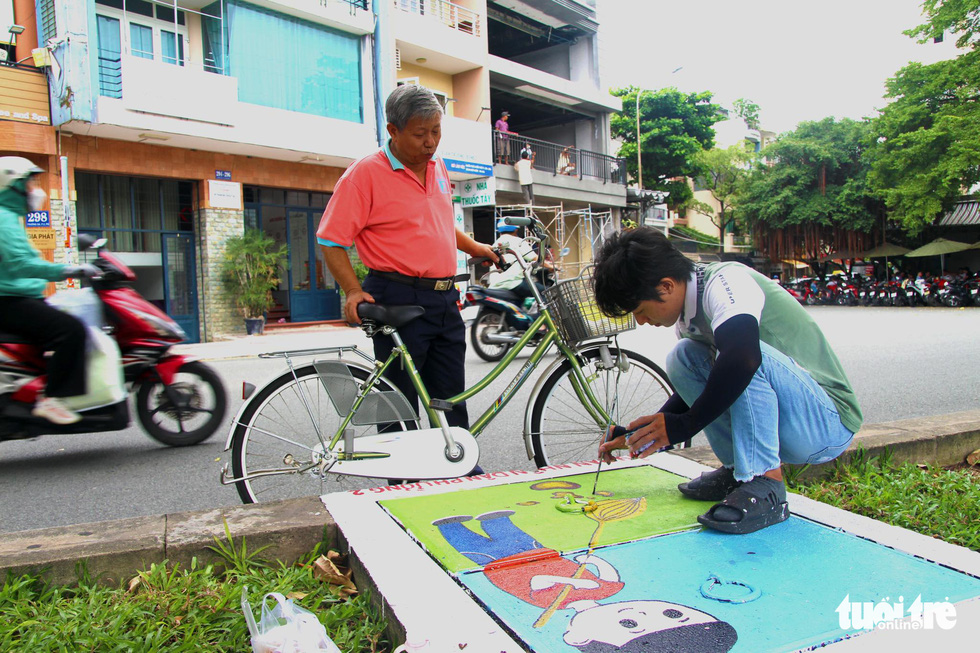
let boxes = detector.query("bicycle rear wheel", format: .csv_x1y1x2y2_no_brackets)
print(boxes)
230,363,418,503
528,345,673,467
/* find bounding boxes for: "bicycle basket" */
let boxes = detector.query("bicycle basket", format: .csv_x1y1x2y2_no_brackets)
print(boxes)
542,266,635,344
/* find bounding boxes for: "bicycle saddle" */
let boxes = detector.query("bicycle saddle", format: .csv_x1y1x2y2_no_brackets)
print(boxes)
357,303,425,328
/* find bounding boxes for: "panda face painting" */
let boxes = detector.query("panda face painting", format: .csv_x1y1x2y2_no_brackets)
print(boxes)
563,600,737,652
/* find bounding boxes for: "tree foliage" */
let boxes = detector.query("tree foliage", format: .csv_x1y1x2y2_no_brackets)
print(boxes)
906,0,980,49
732,98,761,130
611,87,722,208
739,118,883,248
691,143,755,232
867,48,980,234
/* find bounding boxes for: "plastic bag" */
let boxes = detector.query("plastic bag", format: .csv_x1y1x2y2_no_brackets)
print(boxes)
47,288,104,330
61,326,126,412
242,587,340,653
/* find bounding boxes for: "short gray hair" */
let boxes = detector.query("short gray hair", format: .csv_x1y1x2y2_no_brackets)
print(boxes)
385,85,443,130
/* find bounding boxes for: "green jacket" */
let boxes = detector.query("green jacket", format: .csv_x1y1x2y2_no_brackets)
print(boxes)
0,185,67,298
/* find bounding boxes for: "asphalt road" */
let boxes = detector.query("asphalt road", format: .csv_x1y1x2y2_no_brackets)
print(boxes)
2,306,978,534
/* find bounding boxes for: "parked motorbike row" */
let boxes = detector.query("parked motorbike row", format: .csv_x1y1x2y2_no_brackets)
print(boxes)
781,274,980,308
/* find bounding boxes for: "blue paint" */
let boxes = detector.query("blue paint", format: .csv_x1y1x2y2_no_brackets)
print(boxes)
459,517,980,652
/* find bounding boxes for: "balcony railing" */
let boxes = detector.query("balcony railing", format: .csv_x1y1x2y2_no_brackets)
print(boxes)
493,131,626,185
393,0,481,36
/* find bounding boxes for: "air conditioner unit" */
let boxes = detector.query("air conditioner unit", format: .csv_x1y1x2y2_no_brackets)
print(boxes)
395,48,401,71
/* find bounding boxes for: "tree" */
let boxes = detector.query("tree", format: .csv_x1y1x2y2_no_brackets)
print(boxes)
732,98,761,130
739,118,884,259
867,48,980,235
906,0,980,49
610,87,722,208
691,143,755,233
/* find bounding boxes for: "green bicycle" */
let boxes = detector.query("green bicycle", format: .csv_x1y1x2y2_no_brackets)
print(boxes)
221,217,674,504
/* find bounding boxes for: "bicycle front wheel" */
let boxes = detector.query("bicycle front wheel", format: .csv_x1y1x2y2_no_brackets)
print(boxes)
529,345,673,467
230,363,418,503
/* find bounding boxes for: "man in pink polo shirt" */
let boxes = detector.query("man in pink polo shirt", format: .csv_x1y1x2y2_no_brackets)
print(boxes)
317,84,497,431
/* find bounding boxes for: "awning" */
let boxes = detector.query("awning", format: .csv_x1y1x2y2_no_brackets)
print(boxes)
938,200,980,226
781,259,810,268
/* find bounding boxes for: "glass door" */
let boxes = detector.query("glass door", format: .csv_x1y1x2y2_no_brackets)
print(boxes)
287,210,340,322
162,233,199,343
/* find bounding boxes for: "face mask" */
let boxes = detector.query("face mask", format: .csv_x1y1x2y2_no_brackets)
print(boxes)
27,187,46,211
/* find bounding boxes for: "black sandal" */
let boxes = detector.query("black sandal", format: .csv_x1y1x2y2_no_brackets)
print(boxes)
697,483,789,534
678,466,739,501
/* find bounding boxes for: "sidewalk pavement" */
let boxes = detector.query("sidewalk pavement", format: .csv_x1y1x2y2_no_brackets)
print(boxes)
172,323,357,361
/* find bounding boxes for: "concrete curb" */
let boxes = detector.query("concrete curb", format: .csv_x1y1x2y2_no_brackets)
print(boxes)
2,411,979,587
0,497,334,586
674,409,980,478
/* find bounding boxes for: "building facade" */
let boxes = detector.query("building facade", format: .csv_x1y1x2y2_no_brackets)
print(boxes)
22,0,624,341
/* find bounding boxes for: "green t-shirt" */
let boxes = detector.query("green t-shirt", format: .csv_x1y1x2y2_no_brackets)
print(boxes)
682,262,863,434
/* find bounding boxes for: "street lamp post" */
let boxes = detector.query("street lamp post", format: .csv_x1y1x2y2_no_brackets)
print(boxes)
635,89,643,190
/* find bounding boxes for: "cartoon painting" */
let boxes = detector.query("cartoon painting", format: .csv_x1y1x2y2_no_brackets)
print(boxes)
379,465,980,652
436,507,737,652
381,466,708,573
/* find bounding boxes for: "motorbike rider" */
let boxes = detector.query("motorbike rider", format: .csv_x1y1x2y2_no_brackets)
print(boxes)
0,157,100,425
488,219,548,306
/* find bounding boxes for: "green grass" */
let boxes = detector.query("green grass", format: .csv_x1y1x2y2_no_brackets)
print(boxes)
0,527,389,652
788,449,980,552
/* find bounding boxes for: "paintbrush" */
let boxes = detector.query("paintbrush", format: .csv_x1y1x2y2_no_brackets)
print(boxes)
592,425,640,495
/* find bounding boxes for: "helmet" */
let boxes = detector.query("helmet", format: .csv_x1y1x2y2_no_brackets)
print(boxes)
0,157,43,193
496,219,517,233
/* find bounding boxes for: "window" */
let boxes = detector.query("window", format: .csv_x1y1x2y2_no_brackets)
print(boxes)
397,77,449,110
161,30,184,66
75,173,194,253
130,23,153,59
95,0,189,95
207,0,363,122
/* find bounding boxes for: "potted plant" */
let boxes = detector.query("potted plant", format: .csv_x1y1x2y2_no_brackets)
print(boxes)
221,229,288,335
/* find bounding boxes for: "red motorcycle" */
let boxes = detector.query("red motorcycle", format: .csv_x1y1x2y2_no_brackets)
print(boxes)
0,236,227,446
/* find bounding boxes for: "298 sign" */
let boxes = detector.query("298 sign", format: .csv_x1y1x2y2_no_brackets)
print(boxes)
26,211,50,228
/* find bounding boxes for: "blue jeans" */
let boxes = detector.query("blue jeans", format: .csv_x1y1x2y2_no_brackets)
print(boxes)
666,339,854,482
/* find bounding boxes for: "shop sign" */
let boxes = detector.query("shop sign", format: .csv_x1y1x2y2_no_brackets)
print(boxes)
456,177,495,207
208,180,243,210
26,210,50,228
27,228,57,250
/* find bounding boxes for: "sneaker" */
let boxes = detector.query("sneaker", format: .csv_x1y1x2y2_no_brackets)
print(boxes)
32,397,81,425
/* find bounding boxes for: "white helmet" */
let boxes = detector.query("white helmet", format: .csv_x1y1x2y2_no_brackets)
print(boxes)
0,156,43,193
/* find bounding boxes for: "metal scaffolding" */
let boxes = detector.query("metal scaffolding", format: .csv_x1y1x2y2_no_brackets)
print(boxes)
494,203,615,280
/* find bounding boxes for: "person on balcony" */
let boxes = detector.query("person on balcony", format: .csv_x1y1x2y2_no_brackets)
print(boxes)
495,110,514,164
514,148,535,205
557,147,576,176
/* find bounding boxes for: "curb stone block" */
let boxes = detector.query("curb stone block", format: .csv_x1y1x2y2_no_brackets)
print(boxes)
0,515,165,587
165,496,336,570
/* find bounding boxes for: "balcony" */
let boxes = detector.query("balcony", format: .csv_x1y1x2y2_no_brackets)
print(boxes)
392,0,484,74
393,0,481,37
493,130,625,185
255,0,374,35
90,54,375,166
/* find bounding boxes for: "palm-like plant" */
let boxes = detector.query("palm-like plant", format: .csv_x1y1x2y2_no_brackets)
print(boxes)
221,230,288,320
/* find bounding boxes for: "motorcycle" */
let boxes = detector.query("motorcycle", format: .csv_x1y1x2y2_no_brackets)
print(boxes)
0,235,227,445
464,239,560,363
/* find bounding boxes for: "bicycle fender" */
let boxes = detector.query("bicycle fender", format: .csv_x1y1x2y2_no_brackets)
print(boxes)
223,358,378,451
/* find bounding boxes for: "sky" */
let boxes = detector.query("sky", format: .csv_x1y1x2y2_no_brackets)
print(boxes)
600,0,961,134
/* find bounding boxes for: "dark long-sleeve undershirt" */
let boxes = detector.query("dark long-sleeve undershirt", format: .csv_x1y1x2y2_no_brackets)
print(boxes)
660,314,763,444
